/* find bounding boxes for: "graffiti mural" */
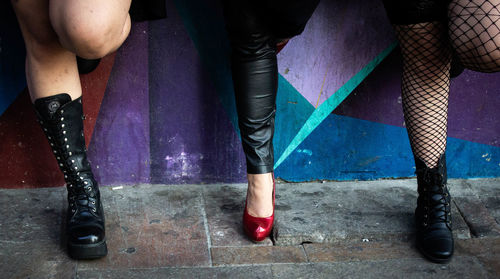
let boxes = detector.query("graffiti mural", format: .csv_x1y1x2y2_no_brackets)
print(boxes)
1,0,499,188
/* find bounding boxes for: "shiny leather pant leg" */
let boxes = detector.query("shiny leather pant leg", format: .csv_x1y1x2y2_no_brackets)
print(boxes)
224,1,278,174
232,55,278,174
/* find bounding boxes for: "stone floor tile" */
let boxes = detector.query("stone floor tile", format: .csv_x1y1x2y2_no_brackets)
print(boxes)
77,185,210,269
273,180,469,246
77,266,272,279
1,179,498,279
0,242,76,279
449,179,499,238
303,241,421,262
0,187,66,243
456,238,500,278
483,196,500,225
202,184,273,247
468,178,500,226
270,257,490,279
211,246,307,266
0,188,76,278
466,178,500,197
453,196,500,237
448,179,477,197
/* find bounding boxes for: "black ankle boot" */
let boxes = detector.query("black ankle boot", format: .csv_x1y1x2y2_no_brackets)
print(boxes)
34,94,107,259
415,154,453,263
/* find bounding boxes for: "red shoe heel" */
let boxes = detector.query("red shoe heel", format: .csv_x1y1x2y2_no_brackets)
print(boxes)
243,175,275,242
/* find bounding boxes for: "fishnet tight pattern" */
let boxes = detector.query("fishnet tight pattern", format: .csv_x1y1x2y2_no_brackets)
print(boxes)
449,0,500,72
393,0,499,168
395,22,451,168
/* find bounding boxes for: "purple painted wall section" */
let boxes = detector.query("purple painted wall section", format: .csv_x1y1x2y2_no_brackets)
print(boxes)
334,49,500,147
1,1,498,188
87,22,151,185
148,1,246,184
448,70,500,147
278,0,395,108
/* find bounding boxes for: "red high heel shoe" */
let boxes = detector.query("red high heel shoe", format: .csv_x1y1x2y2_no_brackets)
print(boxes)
243,174,275,242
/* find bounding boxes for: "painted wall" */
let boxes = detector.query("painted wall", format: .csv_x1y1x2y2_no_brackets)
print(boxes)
1,0,499,188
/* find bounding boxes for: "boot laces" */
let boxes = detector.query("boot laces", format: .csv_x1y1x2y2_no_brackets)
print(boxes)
39,113,98,215
417,168,451,227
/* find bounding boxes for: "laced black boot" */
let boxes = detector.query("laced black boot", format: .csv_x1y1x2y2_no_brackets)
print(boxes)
415,154,453,263
34,93,107,259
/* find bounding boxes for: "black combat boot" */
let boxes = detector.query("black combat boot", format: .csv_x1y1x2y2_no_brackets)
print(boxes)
34,94,107,259
414,154,453,263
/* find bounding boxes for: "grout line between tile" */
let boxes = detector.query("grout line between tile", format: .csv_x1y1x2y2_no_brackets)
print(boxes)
200,192,213,267
74,261,79,278
301,244,310,262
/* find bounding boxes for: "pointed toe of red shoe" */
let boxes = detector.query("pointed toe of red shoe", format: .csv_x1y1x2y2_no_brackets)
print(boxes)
243,210,274,242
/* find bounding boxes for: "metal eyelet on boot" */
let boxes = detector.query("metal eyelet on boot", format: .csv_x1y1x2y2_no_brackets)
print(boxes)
34,95,107,259
415,154,453,263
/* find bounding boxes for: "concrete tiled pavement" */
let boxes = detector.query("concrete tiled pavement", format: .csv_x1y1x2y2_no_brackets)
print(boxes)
0,178,499,278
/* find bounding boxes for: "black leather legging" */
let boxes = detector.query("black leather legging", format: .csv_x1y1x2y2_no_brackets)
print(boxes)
223,0,319,174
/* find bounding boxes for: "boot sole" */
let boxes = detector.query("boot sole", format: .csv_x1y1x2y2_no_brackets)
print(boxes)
68,239,108,260
417,244,453,264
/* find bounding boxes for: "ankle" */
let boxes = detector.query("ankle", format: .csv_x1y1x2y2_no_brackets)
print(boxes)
247,173,273,188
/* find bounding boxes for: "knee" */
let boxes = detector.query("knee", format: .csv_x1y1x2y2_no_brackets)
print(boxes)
24,29,61,60
453,40,500,73
51,10,129,59
224,9,276,60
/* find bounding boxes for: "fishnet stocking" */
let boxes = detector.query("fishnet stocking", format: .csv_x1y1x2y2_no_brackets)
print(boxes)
395,22,452,168
449,0,500,72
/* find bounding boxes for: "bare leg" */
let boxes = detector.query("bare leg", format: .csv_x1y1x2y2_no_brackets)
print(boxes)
11,0,131,259
11,0,131,101
12,0,81,101
49,0,131,59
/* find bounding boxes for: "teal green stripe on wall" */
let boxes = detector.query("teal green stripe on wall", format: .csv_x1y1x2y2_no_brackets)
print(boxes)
275,42,398,169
